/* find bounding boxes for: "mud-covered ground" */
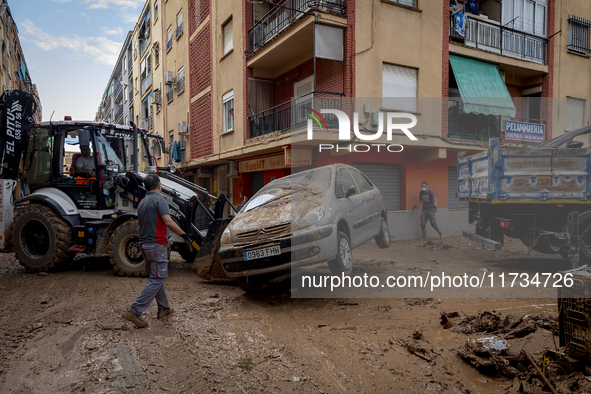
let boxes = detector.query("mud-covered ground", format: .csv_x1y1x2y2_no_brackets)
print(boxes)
0,236,576,393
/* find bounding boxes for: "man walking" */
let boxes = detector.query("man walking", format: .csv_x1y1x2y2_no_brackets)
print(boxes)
122,174,193,328
412,181,444,241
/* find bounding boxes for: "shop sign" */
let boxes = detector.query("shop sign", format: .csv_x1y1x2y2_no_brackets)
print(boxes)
284,148,312,167
505,120,545,142
239,154,287,173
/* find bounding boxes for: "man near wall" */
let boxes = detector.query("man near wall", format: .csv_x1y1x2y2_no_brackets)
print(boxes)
412,181,444,241
122,174,193,328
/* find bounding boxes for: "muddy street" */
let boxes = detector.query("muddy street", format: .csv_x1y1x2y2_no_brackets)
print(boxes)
0,236,569,393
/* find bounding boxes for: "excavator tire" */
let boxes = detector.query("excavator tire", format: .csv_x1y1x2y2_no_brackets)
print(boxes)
109,220,147,278
192,218,233,282
13,204,72,272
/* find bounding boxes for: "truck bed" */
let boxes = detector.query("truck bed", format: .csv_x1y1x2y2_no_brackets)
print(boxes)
457,139,591,202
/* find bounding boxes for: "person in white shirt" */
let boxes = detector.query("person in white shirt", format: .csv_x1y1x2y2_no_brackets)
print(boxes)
75,145,95,177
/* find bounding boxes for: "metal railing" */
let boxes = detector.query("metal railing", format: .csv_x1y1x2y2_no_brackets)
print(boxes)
448,104,501,142
175,23,183,39
166,37,172,51
141,72,152,96
142,114,153,130
114,76,123,101
248,91,342,138
450,14,547,64
567,16,591,54
177,76,185,94
104,99,112,116
114,105,123,124
248,0,346,54
140,35,150,58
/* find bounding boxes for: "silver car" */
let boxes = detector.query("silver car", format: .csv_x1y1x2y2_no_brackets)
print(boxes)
218,164,391,286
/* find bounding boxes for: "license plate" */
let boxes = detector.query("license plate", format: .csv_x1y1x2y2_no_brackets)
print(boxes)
243,245,281,261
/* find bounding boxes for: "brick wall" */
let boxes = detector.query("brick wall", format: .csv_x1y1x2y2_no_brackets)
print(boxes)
191,92,213,158
541,0,555,140
441,0,450,138
189,0,213,158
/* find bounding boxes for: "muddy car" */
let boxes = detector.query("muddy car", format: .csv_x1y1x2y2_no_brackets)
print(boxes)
218,164,391,288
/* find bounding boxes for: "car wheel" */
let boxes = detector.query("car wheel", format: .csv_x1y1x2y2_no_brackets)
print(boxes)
328,231,352,275
375,217,391,249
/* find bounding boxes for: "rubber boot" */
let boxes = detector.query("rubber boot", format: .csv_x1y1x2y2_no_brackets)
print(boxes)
435,227,444,241
421,227,427,240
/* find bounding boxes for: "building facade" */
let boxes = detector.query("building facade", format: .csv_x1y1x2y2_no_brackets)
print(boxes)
99,0,591,239
0,0,41,122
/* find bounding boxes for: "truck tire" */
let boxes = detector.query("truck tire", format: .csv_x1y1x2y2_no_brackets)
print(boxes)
13,204,72,272
108,220,147,277
327,231,353,275
520,238,561,254
577,218,591,264
374,217,391,249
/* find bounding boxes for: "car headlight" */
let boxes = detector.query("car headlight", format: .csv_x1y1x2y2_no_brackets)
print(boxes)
220,227,232,244
298,206,325,230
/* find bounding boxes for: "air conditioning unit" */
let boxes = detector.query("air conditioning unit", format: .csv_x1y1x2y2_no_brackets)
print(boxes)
152,90,161,104
178,120,188,135
226,160,239,178
164,71,175,85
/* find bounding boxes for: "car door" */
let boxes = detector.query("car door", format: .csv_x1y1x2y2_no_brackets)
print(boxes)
349,168,381,240
335,167,367,248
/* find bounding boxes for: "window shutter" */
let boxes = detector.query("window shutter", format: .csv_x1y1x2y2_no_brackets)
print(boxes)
566,98,585,131
382,63,417,112
223,19,233,54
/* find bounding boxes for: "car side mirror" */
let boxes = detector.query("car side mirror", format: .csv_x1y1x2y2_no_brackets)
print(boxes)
346,185,357,198
568,140,584,149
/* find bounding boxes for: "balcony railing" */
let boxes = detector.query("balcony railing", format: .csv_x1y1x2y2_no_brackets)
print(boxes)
248,91,342,138
450,14,547,64
114,106,124,124
140,35,150,58
248,0,346,55
448,104,501,142
104,99,112,116
114,76,123,102
141,72,152,96
142,114,153,130
175,23,183,39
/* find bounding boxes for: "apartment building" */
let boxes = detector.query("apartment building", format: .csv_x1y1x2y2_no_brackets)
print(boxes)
0,0,41,121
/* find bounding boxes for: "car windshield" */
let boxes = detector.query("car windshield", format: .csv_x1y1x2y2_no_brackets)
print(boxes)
242,167,332,212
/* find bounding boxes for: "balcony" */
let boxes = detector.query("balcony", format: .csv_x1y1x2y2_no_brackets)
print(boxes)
141,72,152,96
142,114,153,130
140,35,151,58
248,91,341,138
114,76,123,102
104,99,112,117
175,23,183,40
248,0,346,57
450,13,547,64
114,105,124,124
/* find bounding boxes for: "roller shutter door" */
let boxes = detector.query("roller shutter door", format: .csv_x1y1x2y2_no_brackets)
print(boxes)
352,162,401,211
251,171,265,196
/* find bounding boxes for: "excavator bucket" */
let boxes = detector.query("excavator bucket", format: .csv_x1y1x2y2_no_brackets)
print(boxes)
192,217,233,282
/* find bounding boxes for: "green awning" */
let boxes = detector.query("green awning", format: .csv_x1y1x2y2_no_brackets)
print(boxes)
449,54,516,117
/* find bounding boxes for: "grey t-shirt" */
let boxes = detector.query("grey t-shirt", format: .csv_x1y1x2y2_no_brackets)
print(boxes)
76,155,95,172
138,192,171,246
419,189,436,210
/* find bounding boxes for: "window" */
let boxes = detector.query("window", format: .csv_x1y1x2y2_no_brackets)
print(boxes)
382,63,417,112
566,97,586,131
154,0,159,21
154,44,159,66
336,168,356,199
385,0,416,7
349,169,373,193
222,18,233,56
166,26,173,51
167,84,174,103
176,9,183,39
502,0,547,37
568,16,591,54
177,67,185,94
223,91,234,132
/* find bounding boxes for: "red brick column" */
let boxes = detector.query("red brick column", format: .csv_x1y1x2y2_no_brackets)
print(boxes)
442,0,450,138
541,0,555,140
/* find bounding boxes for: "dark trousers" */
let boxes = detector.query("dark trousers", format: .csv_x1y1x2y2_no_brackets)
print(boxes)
131,243,170,316
420,209,438,229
